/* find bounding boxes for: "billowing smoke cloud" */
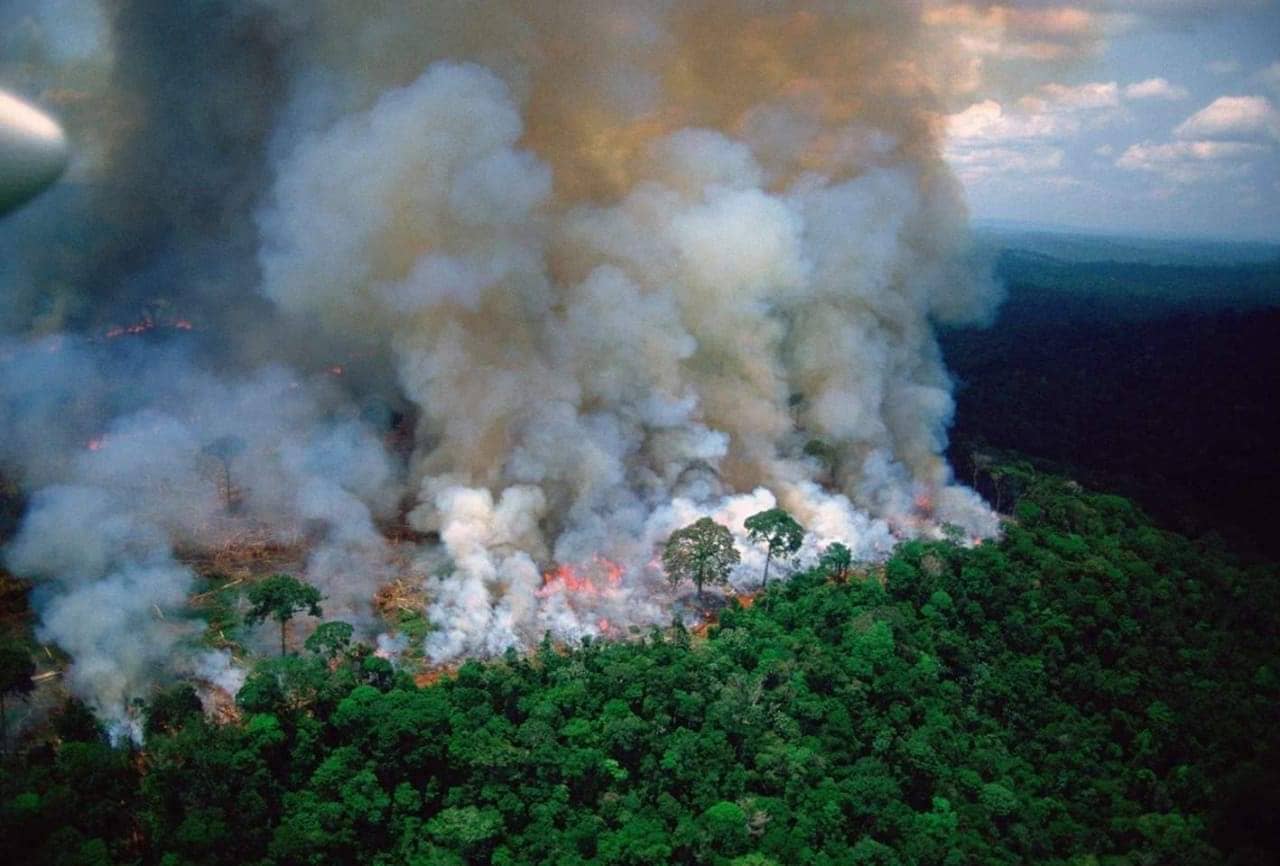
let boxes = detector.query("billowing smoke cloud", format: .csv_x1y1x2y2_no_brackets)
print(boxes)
2,1,1002,721
1,337,401,733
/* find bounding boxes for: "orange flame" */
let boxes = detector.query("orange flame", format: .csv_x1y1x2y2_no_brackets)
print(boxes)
537,556,626,598
103,317,196,339
105,318,155,339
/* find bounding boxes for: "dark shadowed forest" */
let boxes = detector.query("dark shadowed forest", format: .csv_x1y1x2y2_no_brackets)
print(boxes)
944,247,1280,558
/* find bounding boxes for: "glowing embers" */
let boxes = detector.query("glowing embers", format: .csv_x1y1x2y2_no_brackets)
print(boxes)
536,555,625,599
913,489,934,516
103,316,194,340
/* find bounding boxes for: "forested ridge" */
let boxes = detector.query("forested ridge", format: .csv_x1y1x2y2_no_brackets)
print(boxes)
942,253,1280,557
3,470,1277,865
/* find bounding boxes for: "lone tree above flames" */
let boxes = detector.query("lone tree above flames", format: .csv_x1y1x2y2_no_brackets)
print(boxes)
744,507,806,589
662,517,740,602
245,573,323,657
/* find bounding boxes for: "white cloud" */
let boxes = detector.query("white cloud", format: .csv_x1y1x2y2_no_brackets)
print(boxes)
1124,78,1189,101
924,4,1102,66
947,99,1062,142
1175,95,1280,142
946,80,1128,187
1034,81,1121,110
947,81,1124,146
1116,139,1266,183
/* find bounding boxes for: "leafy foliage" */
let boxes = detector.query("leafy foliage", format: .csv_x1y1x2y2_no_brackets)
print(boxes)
245,574,323,656
743,509,805,589
818,543,853,583
3,471,1278,864
305,621,355,661
663,517,740,601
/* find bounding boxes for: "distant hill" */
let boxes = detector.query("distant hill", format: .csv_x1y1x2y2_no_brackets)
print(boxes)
943,245,1280,556
989,249,1280,322
973,223,1280,268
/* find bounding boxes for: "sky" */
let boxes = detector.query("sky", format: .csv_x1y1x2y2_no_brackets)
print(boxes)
2,1,1278,242
936,1,1280,240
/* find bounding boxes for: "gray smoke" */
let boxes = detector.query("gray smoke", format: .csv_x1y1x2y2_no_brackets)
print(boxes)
2,1,1003,723
1,337,400,734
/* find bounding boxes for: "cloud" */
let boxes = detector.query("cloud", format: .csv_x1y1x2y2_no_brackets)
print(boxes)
947,99,1063,142
1175,95,1280,142
1036,80,1122,110
946,79,1127,184
1116,139,1267,183
948,81,1123,144
924,4,1103,67
1124,77,1189,100
1114,91,1277,189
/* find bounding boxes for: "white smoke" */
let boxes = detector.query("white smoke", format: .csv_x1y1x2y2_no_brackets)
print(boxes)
6,484,195,739
192,649,247,696
255,6,1003,663
2,2,1005,717
1,340,400,721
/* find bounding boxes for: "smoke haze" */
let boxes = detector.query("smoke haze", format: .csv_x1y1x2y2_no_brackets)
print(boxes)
1,1,1002,730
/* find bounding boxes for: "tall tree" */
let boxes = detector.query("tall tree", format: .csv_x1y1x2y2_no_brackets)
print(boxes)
662,517,740,602
819,542,853,582
245,574,323,656
201,434,246,510
744,508,805,589
0,638,35,745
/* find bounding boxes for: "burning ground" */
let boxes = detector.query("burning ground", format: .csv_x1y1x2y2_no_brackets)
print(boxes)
2,1,1004,734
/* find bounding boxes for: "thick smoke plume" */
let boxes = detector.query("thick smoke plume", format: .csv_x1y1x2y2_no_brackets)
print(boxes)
2,1,1001,727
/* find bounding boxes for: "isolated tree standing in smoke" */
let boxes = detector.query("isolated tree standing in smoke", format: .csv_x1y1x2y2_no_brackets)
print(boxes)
744,508,806,590
663,518,740,602
201,434,246,510
245,574,323,657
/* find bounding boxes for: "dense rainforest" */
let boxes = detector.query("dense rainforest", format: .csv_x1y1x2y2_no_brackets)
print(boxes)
3,469,1278,865
4,245,1279,865
942,249,1280,557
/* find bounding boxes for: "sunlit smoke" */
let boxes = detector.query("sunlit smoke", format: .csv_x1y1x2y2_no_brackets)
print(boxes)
1,2,1004,724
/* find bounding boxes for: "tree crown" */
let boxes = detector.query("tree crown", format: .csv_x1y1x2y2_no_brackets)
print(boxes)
245,574,323,626
305,621,355,659
662,517,740,590
744,508,805,556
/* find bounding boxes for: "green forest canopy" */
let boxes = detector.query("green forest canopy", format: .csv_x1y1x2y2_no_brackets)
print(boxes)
2,469,1278,865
